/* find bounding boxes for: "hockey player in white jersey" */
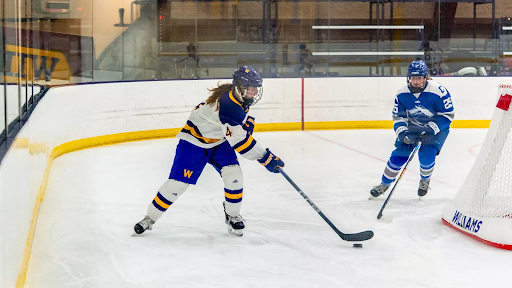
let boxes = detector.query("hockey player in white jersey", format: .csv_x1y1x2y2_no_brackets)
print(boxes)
370,60,454,197
134,66,284,236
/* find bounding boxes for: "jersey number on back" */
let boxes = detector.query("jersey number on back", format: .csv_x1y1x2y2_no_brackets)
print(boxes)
226,127,232,137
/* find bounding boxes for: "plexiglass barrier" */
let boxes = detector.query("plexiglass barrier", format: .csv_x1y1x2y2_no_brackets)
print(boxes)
2,0,512,146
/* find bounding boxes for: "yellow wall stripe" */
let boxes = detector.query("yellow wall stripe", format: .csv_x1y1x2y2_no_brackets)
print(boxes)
450,120,491,128
253,119,491,131
254,122,302,132
306,120,393,130
15,118,491,288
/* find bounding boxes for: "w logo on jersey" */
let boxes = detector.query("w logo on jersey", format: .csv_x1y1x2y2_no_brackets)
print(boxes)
184,169,193,178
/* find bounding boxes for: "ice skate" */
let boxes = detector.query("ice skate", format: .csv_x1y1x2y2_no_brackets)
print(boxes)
370,183,390,198
133,215,155,235
223,202,245,236
418,179,430,197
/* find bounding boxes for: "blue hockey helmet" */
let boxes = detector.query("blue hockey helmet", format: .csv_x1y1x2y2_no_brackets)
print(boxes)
233,65,263,109
407,60,429,93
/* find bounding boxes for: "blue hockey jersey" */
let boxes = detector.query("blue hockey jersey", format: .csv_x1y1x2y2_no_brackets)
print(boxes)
393,79,455,137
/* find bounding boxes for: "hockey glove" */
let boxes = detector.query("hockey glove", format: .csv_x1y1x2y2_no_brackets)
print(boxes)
243,116,256,136
258,148,285,173
398,130,415,145
408,125,424,135
423,122,439,136
420,122,440,143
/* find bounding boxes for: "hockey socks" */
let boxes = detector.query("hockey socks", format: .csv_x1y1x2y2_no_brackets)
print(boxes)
147,179,189,222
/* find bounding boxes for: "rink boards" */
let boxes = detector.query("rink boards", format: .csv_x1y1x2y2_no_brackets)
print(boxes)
1,76,510,288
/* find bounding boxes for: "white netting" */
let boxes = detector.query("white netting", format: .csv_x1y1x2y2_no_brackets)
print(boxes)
468,113,512,217
442,86,512,247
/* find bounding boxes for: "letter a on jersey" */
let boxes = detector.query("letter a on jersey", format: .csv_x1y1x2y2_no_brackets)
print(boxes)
226,127,232,137
184,169,193,178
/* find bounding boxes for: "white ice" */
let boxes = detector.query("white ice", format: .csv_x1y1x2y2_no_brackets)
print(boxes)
25,129,511,288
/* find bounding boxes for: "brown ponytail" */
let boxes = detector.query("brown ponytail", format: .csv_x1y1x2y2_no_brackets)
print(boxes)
205,83,234,110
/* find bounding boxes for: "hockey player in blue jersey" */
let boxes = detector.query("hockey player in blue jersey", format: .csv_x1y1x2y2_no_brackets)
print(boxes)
134,66,284,236
370,60,454,197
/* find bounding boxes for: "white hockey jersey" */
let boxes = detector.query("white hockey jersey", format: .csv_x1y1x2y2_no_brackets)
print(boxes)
176,91,267,161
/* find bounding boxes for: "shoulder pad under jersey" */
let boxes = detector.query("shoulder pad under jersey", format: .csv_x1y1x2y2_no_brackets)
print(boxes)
396,85,410,96
423,80,449,97
219,91,247,126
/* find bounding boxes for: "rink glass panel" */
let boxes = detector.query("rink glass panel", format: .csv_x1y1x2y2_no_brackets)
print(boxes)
1,1,512,87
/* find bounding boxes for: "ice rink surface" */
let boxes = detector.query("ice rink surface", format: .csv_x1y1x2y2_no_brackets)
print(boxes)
25,129,511,288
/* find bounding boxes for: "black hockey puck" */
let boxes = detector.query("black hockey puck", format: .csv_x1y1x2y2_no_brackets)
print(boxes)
353,243,363,248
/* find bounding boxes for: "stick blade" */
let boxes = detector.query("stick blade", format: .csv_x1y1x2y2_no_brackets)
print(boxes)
342,230,374,242
377,214,393,224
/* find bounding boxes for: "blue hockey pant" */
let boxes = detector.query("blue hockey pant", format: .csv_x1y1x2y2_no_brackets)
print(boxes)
381,129,449,185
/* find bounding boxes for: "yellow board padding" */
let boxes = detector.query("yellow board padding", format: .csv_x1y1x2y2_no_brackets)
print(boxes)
15,119,491,288
16,149,55,288
51,128,182,159
450,120,491,128
307,120,492,130
13,138,47,155
306,120,393,130
254,122,302,132
254,120,490,131
13,137,29,149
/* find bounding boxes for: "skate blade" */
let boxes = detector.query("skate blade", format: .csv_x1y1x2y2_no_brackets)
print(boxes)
131,229,146,236
228,227,243,237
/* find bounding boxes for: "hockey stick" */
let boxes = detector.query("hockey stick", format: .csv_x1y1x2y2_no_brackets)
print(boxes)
277,167,374,242
377,143,420,220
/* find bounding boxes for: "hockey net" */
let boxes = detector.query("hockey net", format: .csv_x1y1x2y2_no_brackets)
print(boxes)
442,84,512,250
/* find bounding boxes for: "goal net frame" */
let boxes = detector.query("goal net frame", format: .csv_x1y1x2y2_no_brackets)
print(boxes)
442,84,512,250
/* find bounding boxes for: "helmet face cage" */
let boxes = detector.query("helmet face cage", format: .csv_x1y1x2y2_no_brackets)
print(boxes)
407,60,428,93
233,65,263,109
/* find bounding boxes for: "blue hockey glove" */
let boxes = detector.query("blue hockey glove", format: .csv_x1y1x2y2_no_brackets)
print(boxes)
398,130,415,145
408,125,424,135
423,122,438,136
258,148,285,173
403,134,416,145
243,116,256,135
420,122,439,143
